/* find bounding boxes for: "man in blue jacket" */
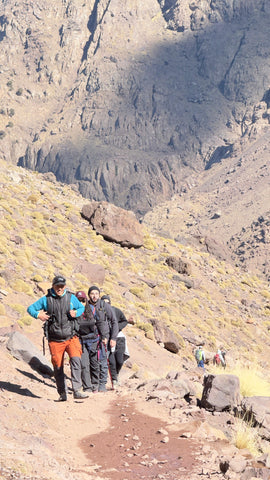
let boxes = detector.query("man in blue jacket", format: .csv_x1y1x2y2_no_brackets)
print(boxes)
27,275,88,401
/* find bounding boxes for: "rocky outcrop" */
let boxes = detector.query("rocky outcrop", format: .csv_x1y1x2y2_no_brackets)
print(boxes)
165,256,192,275
201,374,241,412
149,318,180,354
6,331,53,377
81,201,144,248
242,396,270,440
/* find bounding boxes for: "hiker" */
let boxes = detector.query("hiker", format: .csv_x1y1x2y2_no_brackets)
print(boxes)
27,275,89,401
87,286,118,392
214,349,226,368
75,290,108,393
101,294,134,387
195,345,205,370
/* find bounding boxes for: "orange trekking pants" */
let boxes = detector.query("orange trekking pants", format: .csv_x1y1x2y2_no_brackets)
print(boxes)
49,336,82,368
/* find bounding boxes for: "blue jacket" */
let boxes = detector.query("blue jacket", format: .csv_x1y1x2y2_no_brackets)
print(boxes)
27,288,85,319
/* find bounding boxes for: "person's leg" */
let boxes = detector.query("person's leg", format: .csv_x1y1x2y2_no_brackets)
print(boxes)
66,337,88,397
98,343,108,391
88,340,99,392
81,342,92,391
109,351,117,382
49,341,67,400
115,337,126,375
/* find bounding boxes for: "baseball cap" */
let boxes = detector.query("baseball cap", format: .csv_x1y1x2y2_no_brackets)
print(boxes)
76,291,87,300
52,275,66,286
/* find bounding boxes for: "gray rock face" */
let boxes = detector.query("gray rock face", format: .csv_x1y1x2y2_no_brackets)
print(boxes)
201,374,241,411
242,396,270,440
6,331,54,377
2,0,270,214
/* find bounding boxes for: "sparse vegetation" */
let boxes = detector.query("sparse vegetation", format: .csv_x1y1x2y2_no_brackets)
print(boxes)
232,415,261,457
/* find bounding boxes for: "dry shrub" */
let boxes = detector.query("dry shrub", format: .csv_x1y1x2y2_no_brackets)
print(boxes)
0,304,6,315
31,274,43,282
143,234,157,250
102,246,114,256
232,415,260,457
13,280,33,295
12,304,25,315
227,365,270,397
18,315,32,326
129,286,146,299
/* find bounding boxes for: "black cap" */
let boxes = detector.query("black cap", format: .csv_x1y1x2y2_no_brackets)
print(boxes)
52,275,66,286
88,285,100,295
101,294,111,304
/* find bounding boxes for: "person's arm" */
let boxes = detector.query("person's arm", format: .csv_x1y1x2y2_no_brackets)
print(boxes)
27,297,48,321
105,303,119,346
69,294,85,318
116,307,128,331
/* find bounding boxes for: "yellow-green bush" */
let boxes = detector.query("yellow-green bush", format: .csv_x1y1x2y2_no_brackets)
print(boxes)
12,304,25,315
232,416,260,457
27,193,40,204
227,365,270,397
13,280,33,295
129,286,146,299
18,315,32,326
0,304,6,315
143,234,158,250
31,274,43,282
102,246,114,256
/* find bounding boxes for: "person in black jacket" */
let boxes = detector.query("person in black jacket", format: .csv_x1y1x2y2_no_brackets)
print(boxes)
83,286,118,392
75,291,100,392
101,294,134,387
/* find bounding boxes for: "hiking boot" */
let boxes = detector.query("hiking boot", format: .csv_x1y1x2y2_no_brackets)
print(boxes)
58,392,67,402
112,379,119,387
73,390,89,399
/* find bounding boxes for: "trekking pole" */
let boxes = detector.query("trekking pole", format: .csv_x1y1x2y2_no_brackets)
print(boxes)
104,343,114,390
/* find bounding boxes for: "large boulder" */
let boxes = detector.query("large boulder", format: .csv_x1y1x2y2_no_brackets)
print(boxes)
242,396,270,440
201,374,241,412
6,331,54,377
81,201,144,248
165,256,192,275
149,318,180,353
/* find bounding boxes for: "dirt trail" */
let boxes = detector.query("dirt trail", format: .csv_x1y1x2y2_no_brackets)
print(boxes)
79,396,200,480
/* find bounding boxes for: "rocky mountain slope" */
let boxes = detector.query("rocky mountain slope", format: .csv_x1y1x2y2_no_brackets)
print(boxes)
1,0,270,216
143,125,270,281
1,158,270,479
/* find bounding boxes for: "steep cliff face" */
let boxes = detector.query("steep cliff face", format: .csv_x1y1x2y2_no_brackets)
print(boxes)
1,0,270,213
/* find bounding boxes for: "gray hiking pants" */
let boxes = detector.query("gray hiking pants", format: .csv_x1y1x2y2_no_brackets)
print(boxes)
53,356,82,394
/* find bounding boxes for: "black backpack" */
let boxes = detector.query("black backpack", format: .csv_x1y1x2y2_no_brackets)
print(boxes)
42,291,77,352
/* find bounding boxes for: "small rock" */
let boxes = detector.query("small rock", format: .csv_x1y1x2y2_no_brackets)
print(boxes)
161,436,169,443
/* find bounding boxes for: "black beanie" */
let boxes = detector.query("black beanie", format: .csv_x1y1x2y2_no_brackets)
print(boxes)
101,294,111,304
88,285,100,295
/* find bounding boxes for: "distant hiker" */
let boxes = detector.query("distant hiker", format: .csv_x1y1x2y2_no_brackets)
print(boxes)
27,275,89,401
75,290,108,393
214,349,226,368
101,294,134,387
87,286,118,392
195,345,205,370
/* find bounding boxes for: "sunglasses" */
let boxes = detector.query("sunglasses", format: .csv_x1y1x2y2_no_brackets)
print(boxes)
78,298,86,303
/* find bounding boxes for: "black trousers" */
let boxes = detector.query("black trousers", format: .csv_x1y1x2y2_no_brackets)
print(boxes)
109,337,126,381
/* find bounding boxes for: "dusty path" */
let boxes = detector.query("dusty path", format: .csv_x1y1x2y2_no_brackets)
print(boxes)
79,396,200,480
